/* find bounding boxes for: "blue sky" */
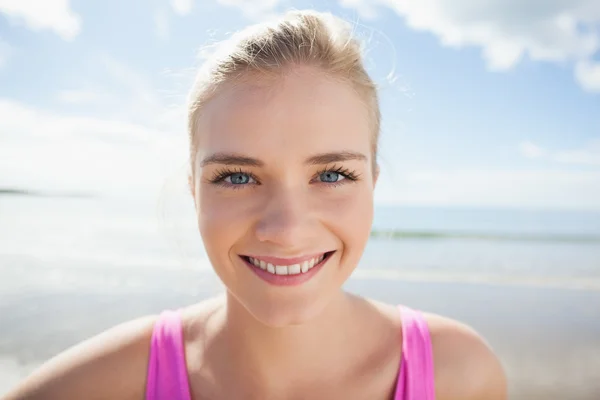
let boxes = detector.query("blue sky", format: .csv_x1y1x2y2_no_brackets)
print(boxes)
0,0,599,210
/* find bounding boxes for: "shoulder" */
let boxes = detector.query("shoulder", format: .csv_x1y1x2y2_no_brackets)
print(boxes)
179,297,226,371
424,313,507,400
3,315,158,400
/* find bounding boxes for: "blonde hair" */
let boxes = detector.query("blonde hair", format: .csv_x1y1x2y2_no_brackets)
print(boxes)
187,9,380,174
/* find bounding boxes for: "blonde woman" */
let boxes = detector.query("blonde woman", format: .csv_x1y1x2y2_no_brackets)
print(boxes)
5,10,507,400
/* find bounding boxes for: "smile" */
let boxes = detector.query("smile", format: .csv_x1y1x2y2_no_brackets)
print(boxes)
247,253,327,275
240,251,335,286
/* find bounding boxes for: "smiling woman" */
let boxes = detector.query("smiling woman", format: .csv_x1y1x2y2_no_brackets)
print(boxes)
4,9,506,400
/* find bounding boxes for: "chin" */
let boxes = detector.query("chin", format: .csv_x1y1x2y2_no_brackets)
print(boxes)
219,250,354,327
240,290,334,328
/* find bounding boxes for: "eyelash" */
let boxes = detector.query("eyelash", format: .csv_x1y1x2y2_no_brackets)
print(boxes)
315,164,360,185
208,164,361,189
208,167,259,190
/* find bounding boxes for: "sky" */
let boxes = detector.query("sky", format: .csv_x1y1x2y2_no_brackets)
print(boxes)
0,0,599,210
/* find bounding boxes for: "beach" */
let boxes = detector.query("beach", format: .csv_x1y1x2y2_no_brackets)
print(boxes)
1,262,599,399
1,196,600,399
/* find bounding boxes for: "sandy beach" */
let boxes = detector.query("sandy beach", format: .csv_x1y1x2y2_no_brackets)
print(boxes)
1,264,599,400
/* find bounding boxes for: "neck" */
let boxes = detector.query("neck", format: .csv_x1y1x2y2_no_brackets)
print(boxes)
213,290,365,392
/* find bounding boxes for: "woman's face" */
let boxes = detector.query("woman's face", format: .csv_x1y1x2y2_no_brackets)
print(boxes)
191,67,377,327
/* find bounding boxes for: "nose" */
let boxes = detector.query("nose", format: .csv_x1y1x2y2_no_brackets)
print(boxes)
254,185,313,248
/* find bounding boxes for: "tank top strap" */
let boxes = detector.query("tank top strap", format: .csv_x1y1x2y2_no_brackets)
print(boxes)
145,310,192,400
394,305,436,400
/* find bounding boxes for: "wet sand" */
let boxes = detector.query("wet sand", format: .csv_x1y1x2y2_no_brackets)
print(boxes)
1,269,599,399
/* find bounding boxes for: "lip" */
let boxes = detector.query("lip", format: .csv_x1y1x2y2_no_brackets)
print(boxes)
241,252,329,266
241,251,335,287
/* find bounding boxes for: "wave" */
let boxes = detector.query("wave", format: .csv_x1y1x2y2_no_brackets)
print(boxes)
350,269,600,291
0,188,95,198
370,230,600,243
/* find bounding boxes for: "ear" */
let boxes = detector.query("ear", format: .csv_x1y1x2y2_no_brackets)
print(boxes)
373,164,380,188
187,173,194,194
188,173,197,209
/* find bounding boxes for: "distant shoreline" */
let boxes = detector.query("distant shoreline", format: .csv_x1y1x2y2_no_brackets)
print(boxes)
0,188,95,198
370,229,600,243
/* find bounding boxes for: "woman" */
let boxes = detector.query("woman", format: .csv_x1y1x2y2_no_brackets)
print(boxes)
5,10,507,400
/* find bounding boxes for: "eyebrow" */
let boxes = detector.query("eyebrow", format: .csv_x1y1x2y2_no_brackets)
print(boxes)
199,153,263,167
305,151,367,165
199,151,367,167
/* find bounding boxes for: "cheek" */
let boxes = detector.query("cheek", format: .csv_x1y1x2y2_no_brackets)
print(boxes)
196,187,256,257
197,182,374,257
317,188,374,248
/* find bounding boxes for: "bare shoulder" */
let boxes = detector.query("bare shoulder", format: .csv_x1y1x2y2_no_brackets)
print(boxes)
424,313,507,400
3,315,157,400
179,297,226,368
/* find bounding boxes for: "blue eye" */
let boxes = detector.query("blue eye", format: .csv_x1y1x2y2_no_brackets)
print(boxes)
225,173,253,185
319,171,345,183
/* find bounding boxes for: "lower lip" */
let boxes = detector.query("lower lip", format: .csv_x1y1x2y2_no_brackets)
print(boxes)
241,252,333,287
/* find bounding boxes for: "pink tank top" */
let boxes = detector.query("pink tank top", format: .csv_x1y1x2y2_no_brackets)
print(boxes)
145,305,435,399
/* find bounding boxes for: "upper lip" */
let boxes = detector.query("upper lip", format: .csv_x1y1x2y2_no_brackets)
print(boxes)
242,251,333,266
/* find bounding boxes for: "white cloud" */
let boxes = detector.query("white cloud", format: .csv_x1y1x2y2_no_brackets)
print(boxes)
4,91,596,210
53,54,184,130
0,37,12,68
56,89,108,104
217,0,283,19
553,140,600,166
171,0,193,15
154,8,170,41
99,54,157,102
0,0,81,40
519,141,546,159
0,99,188,197
54,54,189,133
519,139,600,166
575,60,600,92
346,0,600,92
1,55,189,198
338,0,379,20
188,0,600,91
0,98,162,144
93,53,179,127
375,168,600,210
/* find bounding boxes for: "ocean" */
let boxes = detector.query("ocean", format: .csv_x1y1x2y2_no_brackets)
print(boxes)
2,194,600,398
2,194,599,294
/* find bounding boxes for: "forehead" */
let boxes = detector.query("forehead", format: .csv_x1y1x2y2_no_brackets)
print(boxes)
195,67,372,161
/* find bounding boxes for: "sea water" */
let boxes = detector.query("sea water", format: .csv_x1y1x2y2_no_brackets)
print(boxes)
1,194,599,295
2,193,600,398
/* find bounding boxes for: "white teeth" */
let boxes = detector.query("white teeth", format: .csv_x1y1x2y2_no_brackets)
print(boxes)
247,253,329,276
301,260,309,273
275,265,288,275
289,264,301,274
